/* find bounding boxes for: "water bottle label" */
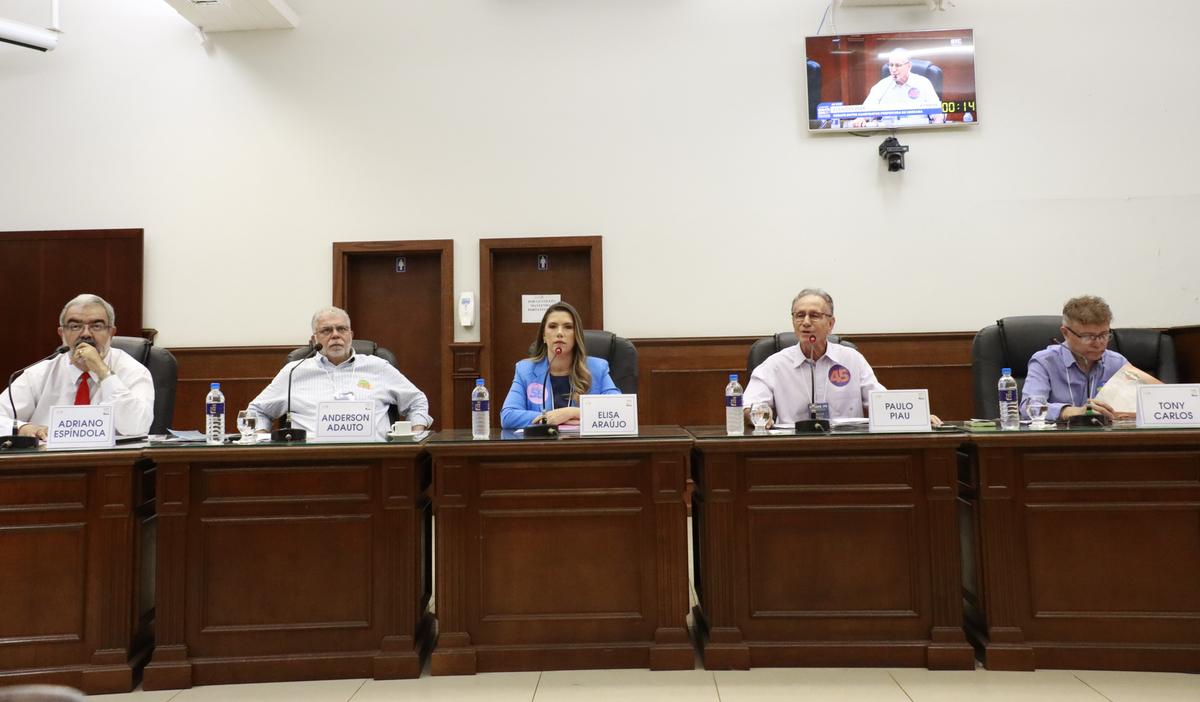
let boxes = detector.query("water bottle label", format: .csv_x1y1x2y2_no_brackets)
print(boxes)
726,395,743,408
999,389,1016,403
206,402,224,416
472,400,489,412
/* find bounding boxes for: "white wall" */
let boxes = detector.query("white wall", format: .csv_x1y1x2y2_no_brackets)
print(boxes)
1,0,1196,346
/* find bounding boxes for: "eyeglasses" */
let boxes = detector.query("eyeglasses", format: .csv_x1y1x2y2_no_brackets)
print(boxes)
888,62,911,68
1064,326,1111,343
63,321,110,333
793,311,831,322
315,325,351,337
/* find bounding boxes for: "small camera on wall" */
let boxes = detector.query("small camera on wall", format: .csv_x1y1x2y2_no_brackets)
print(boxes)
878,137,909,172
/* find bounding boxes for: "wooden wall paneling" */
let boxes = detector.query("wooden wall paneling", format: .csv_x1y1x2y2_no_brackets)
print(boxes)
0,229,143,381
449,343,483,430
333,240,455,429
632,337,755,427
479,236,602,426
169,346,293,433
1168,325,1200,383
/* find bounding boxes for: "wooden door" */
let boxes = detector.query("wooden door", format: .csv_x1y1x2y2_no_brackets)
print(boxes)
333,241,454,428
480,236,603,425
0,229,143,377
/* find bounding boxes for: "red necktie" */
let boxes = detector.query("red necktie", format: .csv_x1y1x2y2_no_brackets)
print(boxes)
74,372,91,406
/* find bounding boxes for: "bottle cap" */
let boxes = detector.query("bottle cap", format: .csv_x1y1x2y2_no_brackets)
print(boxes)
476,378,484,385
1000,368,1011,375
210,382,220,389
729,373,738,381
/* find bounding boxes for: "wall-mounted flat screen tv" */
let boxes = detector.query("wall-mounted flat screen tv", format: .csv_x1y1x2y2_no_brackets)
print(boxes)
805,28,977,132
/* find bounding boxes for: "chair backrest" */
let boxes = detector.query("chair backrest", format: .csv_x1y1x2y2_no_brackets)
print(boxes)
582,330,638,394
287,339,399,369
746,333,856,378
879,58,944,96
806,59,822,120
109,336,177,435
284,339,402,423
970,316,1179,418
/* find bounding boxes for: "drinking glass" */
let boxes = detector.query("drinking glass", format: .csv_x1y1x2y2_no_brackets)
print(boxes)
1026,397,1049,430
236,410,258,443
750,402,773,433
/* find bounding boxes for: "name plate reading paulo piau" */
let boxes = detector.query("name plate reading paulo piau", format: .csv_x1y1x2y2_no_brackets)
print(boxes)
868,390,932,432
1136,384,1200,428
46,404,115,449
579,394,639,437
314,401,375,442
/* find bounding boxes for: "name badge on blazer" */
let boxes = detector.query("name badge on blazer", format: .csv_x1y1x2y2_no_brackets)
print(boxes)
1136,385,1200,428
47,404,115,449
868,390,932,432
580,394,639,437
315,401,375,441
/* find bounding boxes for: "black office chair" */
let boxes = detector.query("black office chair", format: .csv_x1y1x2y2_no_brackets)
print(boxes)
746,333,856,377
285,339,403,423
109,336,177,435
525,330,639,394
970,316,1179,419
879,58,944,96
806,59,822,121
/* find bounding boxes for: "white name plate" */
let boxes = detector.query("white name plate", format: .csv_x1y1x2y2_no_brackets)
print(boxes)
580,394,639,437
1136,384,1200,428
869,390,932,432
315,401,375,441
47,404,115,449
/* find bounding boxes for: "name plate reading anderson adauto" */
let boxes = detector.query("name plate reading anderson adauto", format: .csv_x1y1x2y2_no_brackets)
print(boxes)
1136,384,1200,428
315,401,375,441
868,390,932,432
579,394,639,437
46,404,115,449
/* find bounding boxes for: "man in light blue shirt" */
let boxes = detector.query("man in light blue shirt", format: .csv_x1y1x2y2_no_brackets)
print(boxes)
1021,295,1129,421
248,306,431,439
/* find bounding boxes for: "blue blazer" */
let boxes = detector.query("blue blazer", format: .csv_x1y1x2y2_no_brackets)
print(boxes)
500,356,620,429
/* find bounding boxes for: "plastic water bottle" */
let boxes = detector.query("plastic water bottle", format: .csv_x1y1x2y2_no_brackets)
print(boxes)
205,382,225,445
471,378,490,439
725,373,744,435
998,368,1019,431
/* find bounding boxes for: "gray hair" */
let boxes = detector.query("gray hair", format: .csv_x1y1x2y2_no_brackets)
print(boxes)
791,288,834,316
59,293,115,327
310,305,351,332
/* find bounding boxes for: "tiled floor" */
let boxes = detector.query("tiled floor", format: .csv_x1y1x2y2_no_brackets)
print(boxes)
85,667,1200,701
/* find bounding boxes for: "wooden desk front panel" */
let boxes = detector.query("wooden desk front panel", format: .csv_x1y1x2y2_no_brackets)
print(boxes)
429,430,693,674
692,431,973,670
0,450,149,694
142,444,431,689
964,430,1200,672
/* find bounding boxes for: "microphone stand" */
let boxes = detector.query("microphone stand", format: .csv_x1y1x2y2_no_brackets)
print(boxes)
795,335,829,434
1,346,70,450
271,343,322,443
524,346,562,439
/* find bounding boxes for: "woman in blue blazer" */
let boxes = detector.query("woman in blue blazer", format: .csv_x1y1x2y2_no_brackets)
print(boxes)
500,301,620,429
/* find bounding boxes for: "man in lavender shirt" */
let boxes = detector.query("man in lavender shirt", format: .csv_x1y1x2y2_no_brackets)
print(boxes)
1020,296,1130,421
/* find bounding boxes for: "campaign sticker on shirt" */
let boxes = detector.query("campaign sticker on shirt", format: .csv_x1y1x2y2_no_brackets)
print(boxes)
357,378,372,389
908,87,920,100
828,365,851,387
527,382,545,405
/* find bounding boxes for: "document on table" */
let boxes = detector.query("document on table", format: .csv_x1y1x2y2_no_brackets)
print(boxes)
1094,363,1162,413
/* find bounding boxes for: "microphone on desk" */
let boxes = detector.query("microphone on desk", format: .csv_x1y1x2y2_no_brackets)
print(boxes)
795,335,828,434
271,343,322,443
2,345,70,450
523,346,562,439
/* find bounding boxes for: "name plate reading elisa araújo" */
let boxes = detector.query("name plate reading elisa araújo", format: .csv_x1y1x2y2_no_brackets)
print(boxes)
579,394,639,437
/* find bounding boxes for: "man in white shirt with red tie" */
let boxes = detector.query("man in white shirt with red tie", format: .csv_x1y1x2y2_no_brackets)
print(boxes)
0,294,154,441
743,288,885,426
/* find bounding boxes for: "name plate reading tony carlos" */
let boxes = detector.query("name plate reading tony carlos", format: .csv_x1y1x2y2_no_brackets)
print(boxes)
46,404,115,449
314,401,375,442
1136,384,1200,428
868,390,932,432
579,394,639,437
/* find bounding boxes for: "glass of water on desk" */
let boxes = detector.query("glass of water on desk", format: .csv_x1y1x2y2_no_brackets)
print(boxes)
750,402,773,434
1026,396,1049,430
236,410,258,443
